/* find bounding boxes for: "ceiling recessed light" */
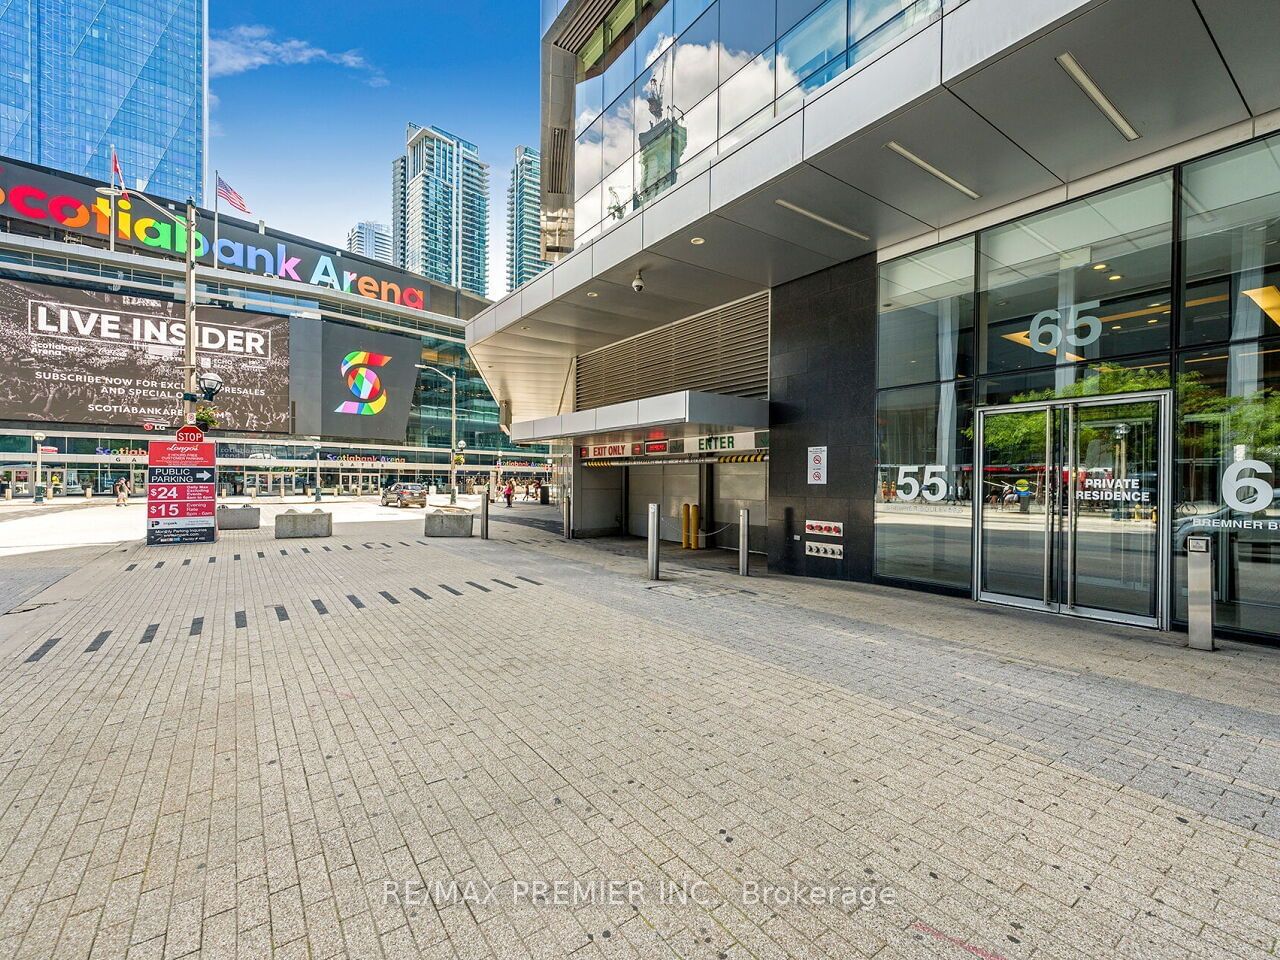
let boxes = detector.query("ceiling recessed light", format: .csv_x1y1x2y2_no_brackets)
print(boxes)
1056,52,1140,142
1092,263,1108,271
773,198,870,240
520,325,529,330
1108,274,1123,281
884,141,981,200
689,236,705,245
1112,324,1122,330
586,291,599,297
1147,318,1158,324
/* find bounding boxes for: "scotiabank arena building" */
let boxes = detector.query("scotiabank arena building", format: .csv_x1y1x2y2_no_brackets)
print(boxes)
0,158,548,498
469,0,1280,645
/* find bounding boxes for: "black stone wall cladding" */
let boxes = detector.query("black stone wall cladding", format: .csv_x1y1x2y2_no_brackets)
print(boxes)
767,252,878,581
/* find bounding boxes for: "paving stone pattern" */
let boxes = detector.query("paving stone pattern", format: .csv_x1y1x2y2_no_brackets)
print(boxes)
0,512,1276,959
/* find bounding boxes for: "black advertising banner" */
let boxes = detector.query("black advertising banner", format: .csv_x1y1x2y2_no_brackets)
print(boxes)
0,277,290,431
319,323,420,443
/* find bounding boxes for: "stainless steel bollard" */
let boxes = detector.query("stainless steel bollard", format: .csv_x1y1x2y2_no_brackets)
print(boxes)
562,493,572,540
738,508,749,576
647,503,660,580
481,488,489,540
1186,535,1215,651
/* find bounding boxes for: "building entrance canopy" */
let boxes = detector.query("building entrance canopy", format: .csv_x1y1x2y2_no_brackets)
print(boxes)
508,390,768,453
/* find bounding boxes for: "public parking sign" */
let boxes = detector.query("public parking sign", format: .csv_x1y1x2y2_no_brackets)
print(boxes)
147,425,217,545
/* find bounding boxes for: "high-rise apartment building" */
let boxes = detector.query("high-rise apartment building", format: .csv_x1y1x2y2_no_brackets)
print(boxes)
0,0,206,203
346,221,393,265
391,124,489,298
506,146,551,293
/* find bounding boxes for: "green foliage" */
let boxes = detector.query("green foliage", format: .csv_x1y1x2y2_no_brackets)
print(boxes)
193,405,219,430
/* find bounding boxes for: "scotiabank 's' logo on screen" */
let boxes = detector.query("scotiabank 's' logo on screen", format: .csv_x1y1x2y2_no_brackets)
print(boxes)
335,351,392,415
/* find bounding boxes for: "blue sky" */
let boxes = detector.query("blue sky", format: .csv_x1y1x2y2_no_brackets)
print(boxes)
208,1,543,296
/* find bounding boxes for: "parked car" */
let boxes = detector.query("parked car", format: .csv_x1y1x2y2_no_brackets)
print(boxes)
381,482,427,508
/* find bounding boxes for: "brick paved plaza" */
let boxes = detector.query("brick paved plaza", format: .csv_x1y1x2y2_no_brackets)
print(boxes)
0,504,1276,959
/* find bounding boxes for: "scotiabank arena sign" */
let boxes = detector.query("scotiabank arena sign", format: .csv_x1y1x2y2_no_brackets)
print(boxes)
0,156,458,315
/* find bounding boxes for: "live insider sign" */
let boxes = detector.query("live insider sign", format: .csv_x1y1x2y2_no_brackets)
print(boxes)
147,425,217,545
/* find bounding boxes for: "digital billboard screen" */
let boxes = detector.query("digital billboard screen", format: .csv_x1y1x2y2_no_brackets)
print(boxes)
318,322,420,443
0,277,291,431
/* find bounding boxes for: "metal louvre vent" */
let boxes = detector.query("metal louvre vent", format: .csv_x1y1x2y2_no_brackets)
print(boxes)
547,127,571,195
557,0,615,54
575,292,769,409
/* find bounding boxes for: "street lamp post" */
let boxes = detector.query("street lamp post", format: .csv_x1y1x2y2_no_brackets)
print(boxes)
32,432,46,504
314,445,323,502
416,364,459,504
182,198,198,423
97,187,200,422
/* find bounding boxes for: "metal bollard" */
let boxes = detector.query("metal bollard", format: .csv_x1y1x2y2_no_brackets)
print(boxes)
647,503,660,580
681,503,691,549
1186,534,1215,651
689,503,700,550
481,488,489,540
562,493,572,540
738,508,749,576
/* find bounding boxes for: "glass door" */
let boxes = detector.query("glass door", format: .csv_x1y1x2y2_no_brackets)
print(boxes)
975,392,1169,628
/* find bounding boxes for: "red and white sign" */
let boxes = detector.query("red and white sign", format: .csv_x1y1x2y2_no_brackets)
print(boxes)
148,483,216,502
582,442,629,459
807,446,827,485
148,500,215,519
148,427,217,545
148,440,216,468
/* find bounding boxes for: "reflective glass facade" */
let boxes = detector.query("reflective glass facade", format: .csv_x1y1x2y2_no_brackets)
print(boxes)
571,0,938,244
0,0,205,204
874,133,1280,642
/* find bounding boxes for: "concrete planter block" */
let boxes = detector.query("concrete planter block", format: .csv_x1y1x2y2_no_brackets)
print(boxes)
274,508,332,539
217,505,261,530
424,509,474,538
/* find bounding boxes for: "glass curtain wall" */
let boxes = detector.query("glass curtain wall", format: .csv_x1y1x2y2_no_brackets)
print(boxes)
873,131,1280,642
1176,137,1280,637
573,0,941,245
874,238,974,589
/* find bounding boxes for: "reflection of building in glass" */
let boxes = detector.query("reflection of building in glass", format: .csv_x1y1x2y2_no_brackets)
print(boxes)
552,0,940,251
0,0,206,203
392,124,490,298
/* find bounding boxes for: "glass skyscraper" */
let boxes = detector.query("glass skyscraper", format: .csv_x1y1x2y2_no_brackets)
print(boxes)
392,124,490,299
506,146,551,293
0,0,206,204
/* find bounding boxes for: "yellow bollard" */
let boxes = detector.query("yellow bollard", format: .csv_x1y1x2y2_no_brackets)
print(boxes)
690,503,700,550
681,503,691,549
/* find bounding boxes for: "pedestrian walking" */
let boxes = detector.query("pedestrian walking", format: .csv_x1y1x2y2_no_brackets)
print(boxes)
113,476,127,506
504,480,514,508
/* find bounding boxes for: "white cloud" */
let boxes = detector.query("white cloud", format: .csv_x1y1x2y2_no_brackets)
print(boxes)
210,25,387,87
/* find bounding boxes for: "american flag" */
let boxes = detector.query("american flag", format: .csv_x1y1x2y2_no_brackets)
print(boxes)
216,175,251,214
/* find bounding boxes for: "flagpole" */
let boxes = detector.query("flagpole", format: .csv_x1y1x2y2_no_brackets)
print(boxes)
108,144,117,253
213,168,220,269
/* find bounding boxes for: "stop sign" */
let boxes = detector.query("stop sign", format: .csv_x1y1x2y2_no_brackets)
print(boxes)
174,425,205,443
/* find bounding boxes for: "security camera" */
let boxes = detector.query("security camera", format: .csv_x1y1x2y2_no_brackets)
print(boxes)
632,271,644,293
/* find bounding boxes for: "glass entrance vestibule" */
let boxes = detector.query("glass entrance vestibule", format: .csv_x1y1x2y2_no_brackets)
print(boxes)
873,131,1280,644
975,393,1170,628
